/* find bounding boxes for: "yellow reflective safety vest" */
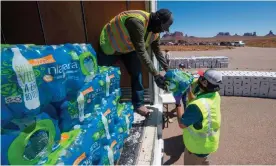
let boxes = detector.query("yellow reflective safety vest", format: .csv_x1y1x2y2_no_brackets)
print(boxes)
100,10,160,55
183,92,221,154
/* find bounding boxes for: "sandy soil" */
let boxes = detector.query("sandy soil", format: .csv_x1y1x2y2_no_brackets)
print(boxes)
162,97,276,165
160,45,233,51
170,47,276,71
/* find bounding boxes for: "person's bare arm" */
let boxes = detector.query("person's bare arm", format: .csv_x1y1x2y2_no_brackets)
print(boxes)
187,87,196,101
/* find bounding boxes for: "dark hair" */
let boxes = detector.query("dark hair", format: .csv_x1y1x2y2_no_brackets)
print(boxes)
200,77,220,92
165,49,169,52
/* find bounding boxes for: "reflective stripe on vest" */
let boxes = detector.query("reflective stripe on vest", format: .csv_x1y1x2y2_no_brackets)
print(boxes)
183,92,221,154
102,10,159,54
187,98,218,138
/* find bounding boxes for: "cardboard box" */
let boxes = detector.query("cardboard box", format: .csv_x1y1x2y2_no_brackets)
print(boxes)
251,77,261,84
234,87,243,96
195,62,200,68
211,61,217,68
259,76,270,82
219,84,225,89
251,87,260,93
260,81,270,88
250,90,260,97
234,83,242,88
242,91,251,97
233,77,243,84
225,85,234,96
242,82,251,88
251,82,260,88
220,62,229,68
222,76,233,82
223,81,233,86
259,87,269,97
199,62,204,68
269,82,276,88
243,77,251,84
219,88,225,96
242,87,251,93
269,77,276,83
268,88,276,98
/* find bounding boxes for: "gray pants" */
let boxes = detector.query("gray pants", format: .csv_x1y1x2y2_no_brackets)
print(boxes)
184,150,210,165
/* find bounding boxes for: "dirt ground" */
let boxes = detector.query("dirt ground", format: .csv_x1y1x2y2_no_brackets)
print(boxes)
170,47,276,71
163,97,276,165
160,45,233,51
162,47,276,165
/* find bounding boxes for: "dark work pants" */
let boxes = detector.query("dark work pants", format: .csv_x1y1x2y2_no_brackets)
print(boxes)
97,50,144,109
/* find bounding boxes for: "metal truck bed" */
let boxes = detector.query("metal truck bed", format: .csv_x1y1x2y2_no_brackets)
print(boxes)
118,104,163,165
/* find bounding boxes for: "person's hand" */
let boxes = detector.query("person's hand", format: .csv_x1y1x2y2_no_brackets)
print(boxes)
154,74,167,90
178,123,186,129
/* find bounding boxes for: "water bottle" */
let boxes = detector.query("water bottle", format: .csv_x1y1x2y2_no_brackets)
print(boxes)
83,56,95,82
124,102,134,123
12,47,40,110
115,68,121,90
81,120,103,165
106,73,110,97
94,104,102,116
77,92,85,122
114,88,121,103
101,145,114,166
101,112,111,140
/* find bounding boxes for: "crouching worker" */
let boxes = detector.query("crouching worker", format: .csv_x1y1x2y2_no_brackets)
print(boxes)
174,69,222,165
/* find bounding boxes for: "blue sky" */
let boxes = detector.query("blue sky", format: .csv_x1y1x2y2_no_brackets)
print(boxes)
158,1,276,37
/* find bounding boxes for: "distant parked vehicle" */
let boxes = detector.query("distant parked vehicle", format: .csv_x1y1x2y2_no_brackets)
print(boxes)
234,41,245,47
213,42,220,46
220,42,232,46
167,42,174,46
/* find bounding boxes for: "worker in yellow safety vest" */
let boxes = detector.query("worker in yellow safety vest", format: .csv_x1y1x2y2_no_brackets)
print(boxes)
178,65,203,109
174,69,222,165
98,9,173,116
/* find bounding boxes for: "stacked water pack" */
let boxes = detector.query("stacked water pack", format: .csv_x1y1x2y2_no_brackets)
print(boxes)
1,43,134,165
54,65,132,165
165,69,194,97
1,106,61,165
1,45,66,165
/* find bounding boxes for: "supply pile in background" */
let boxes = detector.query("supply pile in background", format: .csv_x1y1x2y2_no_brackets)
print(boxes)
1,44,134,165
219,70,276,98
168,56,229,69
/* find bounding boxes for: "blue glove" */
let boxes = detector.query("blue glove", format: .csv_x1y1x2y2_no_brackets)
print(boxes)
174,95,182,105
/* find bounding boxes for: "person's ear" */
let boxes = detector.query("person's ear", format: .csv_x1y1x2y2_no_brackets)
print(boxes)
202,80,208,87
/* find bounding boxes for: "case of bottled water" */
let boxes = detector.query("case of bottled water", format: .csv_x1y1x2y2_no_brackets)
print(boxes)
1,44,134,165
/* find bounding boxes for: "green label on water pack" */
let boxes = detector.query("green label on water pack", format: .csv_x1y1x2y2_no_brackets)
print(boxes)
45,129,81,165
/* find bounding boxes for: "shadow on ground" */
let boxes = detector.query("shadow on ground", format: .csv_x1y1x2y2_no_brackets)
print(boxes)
163,135,185,165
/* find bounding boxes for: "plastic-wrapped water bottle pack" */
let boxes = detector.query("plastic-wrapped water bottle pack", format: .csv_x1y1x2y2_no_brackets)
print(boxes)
1,44,134,165
165,69,194,96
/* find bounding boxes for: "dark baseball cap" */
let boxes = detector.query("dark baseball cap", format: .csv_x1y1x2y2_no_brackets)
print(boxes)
179,63,185,68
156,9,173,32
